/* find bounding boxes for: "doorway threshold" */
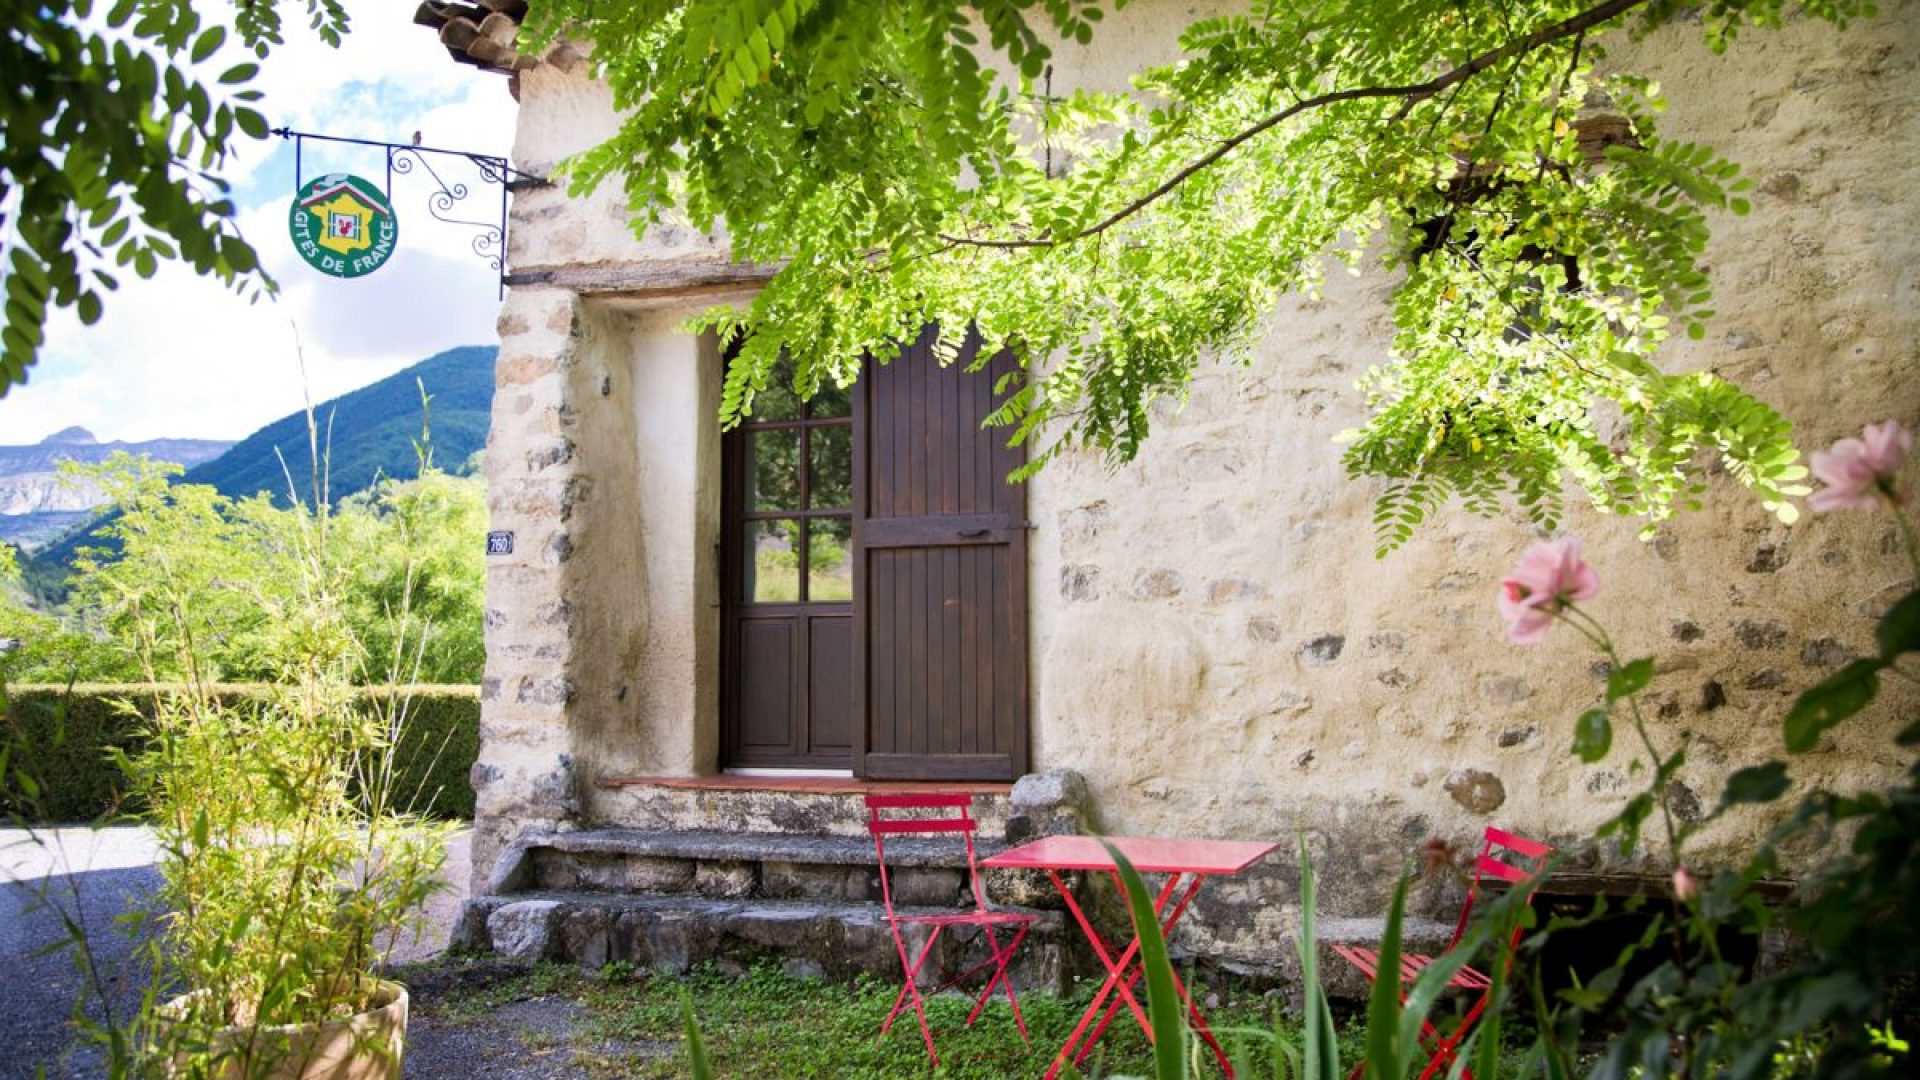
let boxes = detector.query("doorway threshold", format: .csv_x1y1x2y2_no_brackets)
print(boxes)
596,773,1015,795
724,767,855,779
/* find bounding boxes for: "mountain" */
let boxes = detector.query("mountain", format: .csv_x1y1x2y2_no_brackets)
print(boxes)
181,344,496,503
0,427,232,547
22,345,496,578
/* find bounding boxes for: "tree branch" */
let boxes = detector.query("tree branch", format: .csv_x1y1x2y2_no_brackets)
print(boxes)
939,0,1651,252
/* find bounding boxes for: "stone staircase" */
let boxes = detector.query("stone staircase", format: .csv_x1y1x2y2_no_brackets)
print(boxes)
449,773,1093,991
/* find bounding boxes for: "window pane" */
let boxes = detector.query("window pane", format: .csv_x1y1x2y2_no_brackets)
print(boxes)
808,424,852,510
745,519,802,603
809,378,852,419
746,428,801,512
808,517,853,602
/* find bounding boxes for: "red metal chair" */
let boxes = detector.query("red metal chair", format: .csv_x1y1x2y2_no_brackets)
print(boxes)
1331,826,1553,1080
865,792,1035,1066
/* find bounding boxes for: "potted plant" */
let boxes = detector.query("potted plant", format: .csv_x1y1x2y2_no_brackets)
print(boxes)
129,676,452,1079
72,453,459,1078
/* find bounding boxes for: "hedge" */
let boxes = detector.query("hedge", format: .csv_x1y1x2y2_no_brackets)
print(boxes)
0,684,479,822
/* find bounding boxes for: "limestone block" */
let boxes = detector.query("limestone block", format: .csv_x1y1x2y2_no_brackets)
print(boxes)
487,899,564,961
486,840,536,895
625,856,699,893
1008,768,1095,841
762,860,868,902
886,867,966,907
448,900,497,953
695,860,757,898
558,905,614,969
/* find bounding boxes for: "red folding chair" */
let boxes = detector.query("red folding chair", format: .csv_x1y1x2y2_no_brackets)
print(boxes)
865,792,1035,1066
1331,827,1553,1080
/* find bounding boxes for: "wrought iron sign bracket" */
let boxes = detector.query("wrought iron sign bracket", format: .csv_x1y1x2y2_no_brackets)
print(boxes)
273,127,549,297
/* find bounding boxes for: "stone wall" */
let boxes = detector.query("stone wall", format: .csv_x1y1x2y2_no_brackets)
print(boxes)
472,0,1920,965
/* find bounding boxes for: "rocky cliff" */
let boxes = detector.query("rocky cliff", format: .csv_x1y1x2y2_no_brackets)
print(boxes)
0,427,231,545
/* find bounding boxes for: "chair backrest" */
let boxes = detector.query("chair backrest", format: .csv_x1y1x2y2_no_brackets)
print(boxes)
864,793,989,911
1448,826,1554,955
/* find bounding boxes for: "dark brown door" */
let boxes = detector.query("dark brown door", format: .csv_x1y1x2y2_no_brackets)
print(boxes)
854,326,1030,781
719,364,856,769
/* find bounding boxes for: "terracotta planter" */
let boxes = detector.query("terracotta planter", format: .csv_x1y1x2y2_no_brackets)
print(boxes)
156,978,408,1079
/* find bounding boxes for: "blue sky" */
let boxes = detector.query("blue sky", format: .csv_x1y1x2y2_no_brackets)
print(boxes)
0,1,516,444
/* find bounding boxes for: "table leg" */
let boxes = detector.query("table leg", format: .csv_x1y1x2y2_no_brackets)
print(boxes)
1072,871,1220,1070
1062,869,1237,1079
1044,869,1177,1080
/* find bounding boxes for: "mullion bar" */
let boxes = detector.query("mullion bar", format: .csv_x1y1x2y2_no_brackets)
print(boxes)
798,425,811,602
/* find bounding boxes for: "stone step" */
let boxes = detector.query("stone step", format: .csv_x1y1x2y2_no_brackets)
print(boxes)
1311,917,1461,1001
590,779,1018,839
453,892,1072,993
587,770,1091,845
499,828,1065,910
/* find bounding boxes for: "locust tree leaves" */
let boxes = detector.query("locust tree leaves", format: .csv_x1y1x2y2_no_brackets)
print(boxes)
0,0,349,396
526,0,1871,548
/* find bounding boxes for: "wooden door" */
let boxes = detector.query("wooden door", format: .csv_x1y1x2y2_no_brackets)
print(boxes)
854,326,1030,781
719,365,855,769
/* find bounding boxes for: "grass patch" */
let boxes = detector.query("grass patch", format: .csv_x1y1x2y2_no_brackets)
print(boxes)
406,959,1406,1079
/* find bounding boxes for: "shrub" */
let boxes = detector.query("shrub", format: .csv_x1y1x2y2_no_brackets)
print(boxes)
0,683,479,821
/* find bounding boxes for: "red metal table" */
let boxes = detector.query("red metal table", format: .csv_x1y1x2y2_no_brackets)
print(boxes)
983,835,1279,1078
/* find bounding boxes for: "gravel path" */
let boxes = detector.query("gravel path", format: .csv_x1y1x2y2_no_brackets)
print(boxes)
0,826,483,1080
1,828,165,1080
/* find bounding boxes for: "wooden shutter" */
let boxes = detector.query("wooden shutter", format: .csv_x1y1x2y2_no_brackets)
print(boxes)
854,325,1029,781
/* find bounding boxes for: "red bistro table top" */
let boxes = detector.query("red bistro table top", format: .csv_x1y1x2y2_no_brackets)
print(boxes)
983,835,1278,876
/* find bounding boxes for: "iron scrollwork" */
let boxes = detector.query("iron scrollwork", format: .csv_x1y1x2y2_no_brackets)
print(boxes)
273,127,548,297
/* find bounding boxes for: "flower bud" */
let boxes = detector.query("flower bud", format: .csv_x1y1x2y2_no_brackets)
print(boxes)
1672,866,1699,903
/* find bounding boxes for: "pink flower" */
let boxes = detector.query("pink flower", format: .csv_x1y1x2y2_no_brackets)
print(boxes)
1809,419,1912,512
1672,866,1699,904
1497,536,1600,644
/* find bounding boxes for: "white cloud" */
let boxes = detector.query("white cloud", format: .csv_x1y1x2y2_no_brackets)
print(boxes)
0,0,517,446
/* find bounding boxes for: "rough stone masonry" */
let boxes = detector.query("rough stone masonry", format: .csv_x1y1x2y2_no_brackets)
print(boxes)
462,0,1920,972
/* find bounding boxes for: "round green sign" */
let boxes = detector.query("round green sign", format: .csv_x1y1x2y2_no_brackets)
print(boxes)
289,173,399,278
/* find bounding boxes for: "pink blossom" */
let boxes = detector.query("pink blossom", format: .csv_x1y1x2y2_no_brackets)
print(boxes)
1809,419,1912,512
1497,536,1600,644
1672,866,1699,904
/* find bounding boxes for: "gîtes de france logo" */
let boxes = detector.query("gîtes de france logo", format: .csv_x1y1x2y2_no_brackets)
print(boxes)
289,173,398,278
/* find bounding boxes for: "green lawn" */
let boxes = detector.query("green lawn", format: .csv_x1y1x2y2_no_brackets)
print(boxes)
408,960,1389,1079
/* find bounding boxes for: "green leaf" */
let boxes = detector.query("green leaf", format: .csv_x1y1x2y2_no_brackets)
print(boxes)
218,62,259,85
1101,839,1189,1080
681,989,711,1079
234,108,269,140
1720,762,1789,807
191,26,226,64
1784,659,1884,753
1875,589,1920,658
1606,658,1655,702
1364,874,1411,1079
1292,837,1339,1080
1573,707,1612,763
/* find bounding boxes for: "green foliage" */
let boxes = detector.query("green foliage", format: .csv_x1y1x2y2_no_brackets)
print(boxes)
1519,510,1917,1077
426,958,1394,1080
0,683,481,821
10,449,488,685
24,347,494,581
523,0,1864,551
0,0,349,394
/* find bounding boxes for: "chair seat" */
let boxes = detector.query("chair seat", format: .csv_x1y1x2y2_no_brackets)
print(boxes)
1330,943,1493,991
893,908,1037,928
